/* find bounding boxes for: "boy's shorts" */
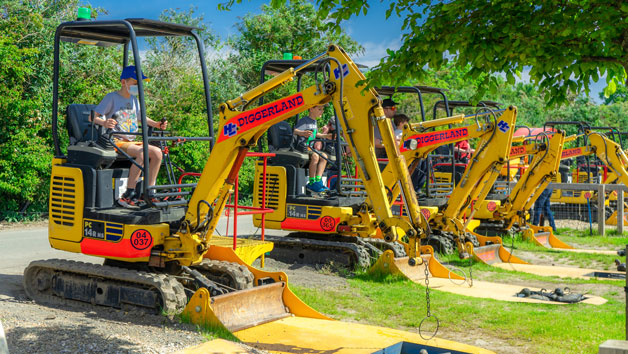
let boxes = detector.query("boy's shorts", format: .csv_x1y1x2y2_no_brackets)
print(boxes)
114,140,142,153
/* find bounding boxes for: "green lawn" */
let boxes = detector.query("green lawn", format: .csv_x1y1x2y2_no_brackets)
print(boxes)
292,274,623,354
291,231,626,354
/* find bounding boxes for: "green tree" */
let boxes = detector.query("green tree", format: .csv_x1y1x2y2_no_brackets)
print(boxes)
0,0,119,216
222,1,628,105
600,84,628,105
228,0,363,90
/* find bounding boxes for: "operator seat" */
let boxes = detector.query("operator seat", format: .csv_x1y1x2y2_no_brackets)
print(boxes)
65,103,117,169
267,121,310,167
66,103,100,144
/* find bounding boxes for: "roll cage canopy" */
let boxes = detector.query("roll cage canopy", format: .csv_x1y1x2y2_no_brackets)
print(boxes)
58,18,199,47
52,18,213,204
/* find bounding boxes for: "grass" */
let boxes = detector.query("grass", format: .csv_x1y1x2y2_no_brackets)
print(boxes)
292,275,624,354
291,230,627,353
467,232,623,269
557,230,628,249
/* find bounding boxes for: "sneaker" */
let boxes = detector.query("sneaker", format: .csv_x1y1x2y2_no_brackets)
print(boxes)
306,181,325,193
117,190,140,209
140,191,160,205
315,180,329,191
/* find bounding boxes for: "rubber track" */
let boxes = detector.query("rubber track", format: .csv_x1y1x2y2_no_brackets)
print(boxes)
23,259,187,314
362,237,407,257
261,235,371,268
192,259,254,290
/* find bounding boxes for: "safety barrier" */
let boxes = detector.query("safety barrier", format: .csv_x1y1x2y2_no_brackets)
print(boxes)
541,182,628,236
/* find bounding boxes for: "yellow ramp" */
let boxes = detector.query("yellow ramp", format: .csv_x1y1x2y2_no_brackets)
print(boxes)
183,246,493,354
235,316,494,354
208,236,273,266
426,278,607,305
492,262,625,279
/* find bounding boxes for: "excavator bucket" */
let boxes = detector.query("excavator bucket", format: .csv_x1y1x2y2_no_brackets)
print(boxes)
606,209,628,226
183,245,494,354
370,246,465,281
522,225,573,249
467,231,528,265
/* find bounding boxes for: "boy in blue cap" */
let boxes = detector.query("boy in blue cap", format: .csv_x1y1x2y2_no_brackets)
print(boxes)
92,65,167,208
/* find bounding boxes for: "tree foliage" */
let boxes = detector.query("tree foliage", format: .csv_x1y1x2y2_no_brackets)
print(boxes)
0,0,120,214
321,1,628,105
224,0,628,105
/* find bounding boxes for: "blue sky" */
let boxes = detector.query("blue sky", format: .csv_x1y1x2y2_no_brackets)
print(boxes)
86,0,606,102
88,0,403,67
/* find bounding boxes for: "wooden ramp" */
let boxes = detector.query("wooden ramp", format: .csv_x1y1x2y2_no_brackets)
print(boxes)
426,277,606,305
492,262,625,280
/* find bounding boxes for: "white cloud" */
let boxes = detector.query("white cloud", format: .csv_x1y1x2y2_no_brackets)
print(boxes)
354,38,402,68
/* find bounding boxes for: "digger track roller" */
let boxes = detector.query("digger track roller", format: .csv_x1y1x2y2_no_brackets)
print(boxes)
23,259,188,314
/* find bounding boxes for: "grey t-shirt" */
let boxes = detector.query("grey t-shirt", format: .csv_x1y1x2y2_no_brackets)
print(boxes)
94,92,140,141
294,115,317,151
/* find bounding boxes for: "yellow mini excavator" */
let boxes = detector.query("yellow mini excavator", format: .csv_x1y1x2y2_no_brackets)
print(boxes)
248,66,458,277
386,104,518,258
547,123,628,230
25,17,447,337
470,130,570,251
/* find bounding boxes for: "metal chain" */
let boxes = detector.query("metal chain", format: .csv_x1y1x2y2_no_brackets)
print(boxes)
468,243,474,287
424,261,431,317
419,259,439,341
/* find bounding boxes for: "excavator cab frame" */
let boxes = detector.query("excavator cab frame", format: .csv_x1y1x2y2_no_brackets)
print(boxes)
375,85,458,200
51,18,214,210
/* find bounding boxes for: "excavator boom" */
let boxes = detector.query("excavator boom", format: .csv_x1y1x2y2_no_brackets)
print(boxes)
173,45,425,266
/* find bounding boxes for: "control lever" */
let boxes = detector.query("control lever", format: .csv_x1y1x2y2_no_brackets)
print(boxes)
96,113,118,149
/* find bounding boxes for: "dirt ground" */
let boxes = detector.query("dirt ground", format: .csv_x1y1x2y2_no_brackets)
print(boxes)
0,221,620,354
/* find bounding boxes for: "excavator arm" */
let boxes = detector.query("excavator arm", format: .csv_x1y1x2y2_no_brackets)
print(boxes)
160,46,424,266
559,131,628,185
381,113,495,207
380,106,517,256
439,107,517,223
496,131,566,228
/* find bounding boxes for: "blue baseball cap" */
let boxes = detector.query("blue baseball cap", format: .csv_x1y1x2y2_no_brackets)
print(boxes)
120,65,149,81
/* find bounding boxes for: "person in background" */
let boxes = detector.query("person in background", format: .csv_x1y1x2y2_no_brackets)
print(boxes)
293,104,332,193
533,186,556,232
92,65,167,208
454,139,475,163
392,113,410,144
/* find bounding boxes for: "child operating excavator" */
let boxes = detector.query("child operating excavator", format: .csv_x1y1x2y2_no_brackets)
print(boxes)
293,104,332,192
92,65,168,207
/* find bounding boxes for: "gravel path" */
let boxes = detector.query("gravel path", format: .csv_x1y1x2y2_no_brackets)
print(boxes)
1,279,206,354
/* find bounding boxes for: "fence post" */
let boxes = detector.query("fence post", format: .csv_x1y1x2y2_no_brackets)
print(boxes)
619,189,625,235
598,184,605,236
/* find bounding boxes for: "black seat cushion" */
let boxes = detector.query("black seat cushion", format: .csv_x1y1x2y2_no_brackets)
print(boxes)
66,104,100,145
268,121,309,167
